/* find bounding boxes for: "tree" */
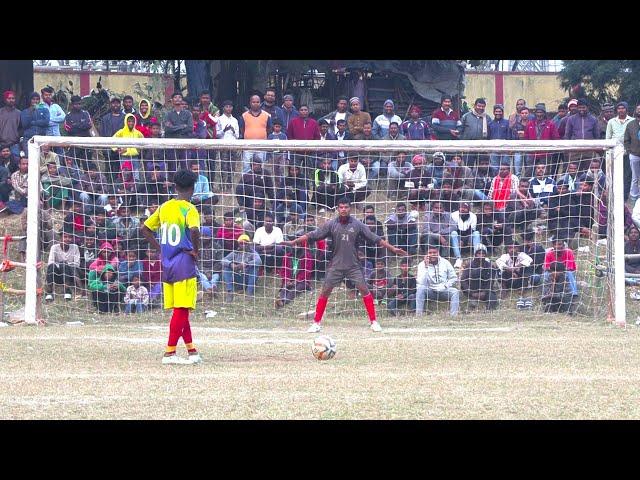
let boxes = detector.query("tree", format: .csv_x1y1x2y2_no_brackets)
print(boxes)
559,60,640,109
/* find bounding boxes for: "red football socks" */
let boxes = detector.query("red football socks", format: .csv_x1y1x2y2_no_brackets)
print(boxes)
167,307,195,352
362,293,376,322
314,295,329,323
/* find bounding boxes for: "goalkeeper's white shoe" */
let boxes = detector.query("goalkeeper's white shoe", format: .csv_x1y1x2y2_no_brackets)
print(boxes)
307,322,322,333
188,353,203,364
162,355,193,365
370,321,383,332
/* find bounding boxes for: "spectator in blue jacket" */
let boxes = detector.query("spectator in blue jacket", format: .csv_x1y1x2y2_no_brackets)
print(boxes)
40,86,66,137
488,104,513,169
20,92,50,152
280,94,299,131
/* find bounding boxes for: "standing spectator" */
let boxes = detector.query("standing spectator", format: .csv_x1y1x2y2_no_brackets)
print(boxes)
20,92,50,152
372,99,402,139
458,98,491,141
386,259,417,316
63,95,93,169
164,92,194,171
416,245,459,317
216,100,240,186
401,105,432,140
431,94,461,140
286,104,320,176
607,101,634,201
507,98,534,129
385,203,419,255
239,95,272,173
261,87,284,125
543,237,579,297
624,103,640,203
487,104,513,168
524,103,560,177
320,96,352,136
123,275,149,314
511,107,531,177
558,99,578,138
197,90,219,117
274,242,313,309
280,94,299,131
100,97,125,180
564,98,600,173
460,244,498,310
253,212,285,268
552,103,568,129
0,91,21,158
332,119,352,170
347,97,371,139
45,232,80,301
122,95,136,115
134,99,156,137
221,234,262,301
113,114,144,181
597,103,615,139
6,156,28,215
337,156,369,203
40,86,66,139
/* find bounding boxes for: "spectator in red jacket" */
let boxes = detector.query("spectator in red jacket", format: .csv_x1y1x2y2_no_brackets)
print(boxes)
216,211,244,256
286,104,320,177
134,99,157,138
524,103,560,177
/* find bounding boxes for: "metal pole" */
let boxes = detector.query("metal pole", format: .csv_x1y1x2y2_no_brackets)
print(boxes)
25,140,40,325
612,144,626,327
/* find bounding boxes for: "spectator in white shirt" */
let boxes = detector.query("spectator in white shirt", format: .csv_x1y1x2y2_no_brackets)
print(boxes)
45,232,81,301
496,239,533,309
415,245,459,316
216,100,240,186
124,275,150,314
253,212,285,268
337,157,369,203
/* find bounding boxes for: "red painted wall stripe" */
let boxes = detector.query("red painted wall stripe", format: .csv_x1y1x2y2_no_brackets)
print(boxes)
495,73,504,106
80,72,90,96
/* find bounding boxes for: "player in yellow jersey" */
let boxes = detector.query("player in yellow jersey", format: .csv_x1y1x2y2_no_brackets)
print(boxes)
140,170,202,365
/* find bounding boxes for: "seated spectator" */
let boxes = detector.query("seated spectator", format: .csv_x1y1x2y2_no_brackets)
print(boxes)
274,243,314,309
253,212,285,268
464,155,495,202
460,244,498,310
118,249,143,285
521,230,546,287
547,181,577,241
386,258,417,316
543,237,579,297
314,157,345,211
216,211,244,256
420,201,455,257
115,163,139,210
424,152,448,189
385,202,418,255
88,263,125,313
429,178,461,212
332,119,352,170
283,211,305,241
446,153,475,201
123,274,149,314
578,158,605,197
359,153,383,182
529,161,557,208
406,154,433,206
626,226,640,276
140,167,171,207
476,201,512,254
361,215,386,263
93,210,117,241
541,262,577,315
62,201,88,240
112,205,141,241
275,190,305,226
416,245,459,316
337,156,369,203
6,156,28,215
505,178,539,233
0,145,20,174
141,248,162,304
244,196,269,233
450,201,482,268
345,249,374,298
189,160,218,208
387,152,414,199
557,162,581,193
235,156,275,209
367,257,390,302
58,155,83,201
103,194,122,218
79,162,113,209
221,234,262,301
283,164,309,212
0,157,12,209
572,180,596,242
496,238,534,309
41,160,73,209
79,235,98,287
89,241,120,272
488,161,519,213
45,232,80,301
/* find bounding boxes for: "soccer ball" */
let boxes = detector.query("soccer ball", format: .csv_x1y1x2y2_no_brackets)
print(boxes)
312,335,337,361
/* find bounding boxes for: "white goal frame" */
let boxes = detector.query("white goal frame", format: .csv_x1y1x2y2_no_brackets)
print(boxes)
25,136,622,325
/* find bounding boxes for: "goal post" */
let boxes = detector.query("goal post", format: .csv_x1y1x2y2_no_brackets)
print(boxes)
22,135,621,325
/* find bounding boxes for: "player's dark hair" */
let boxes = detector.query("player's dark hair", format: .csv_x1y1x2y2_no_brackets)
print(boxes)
337,197,351,206
173,169,198,190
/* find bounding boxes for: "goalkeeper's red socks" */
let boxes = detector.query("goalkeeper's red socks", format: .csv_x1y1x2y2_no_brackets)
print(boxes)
314,295,329,324
362,293,376,323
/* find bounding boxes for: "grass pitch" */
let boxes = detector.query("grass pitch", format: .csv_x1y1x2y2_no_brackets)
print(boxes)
2,311,640,420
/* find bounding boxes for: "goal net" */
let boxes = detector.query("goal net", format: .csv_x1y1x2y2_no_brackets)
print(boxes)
5,137,622,327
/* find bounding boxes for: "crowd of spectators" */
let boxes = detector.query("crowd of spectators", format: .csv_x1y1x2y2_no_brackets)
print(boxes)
1,85,634,317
